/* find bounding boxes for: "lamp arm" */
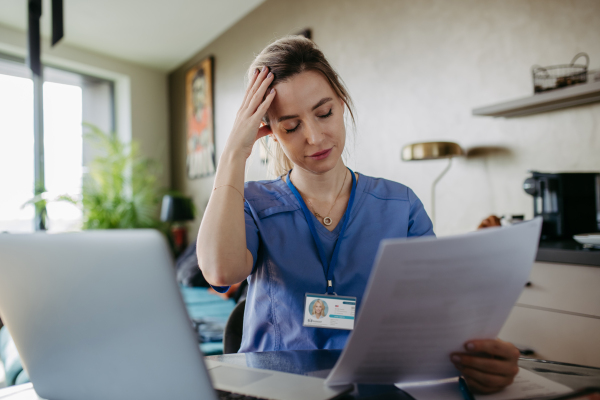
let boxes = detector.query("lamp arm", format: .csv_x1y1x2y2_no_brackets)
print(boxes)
431,157,453,229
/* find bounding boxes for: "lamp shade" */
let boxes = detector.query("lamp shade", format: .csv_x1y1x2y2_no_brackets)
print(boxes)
160,195,195,222
401,141,464,161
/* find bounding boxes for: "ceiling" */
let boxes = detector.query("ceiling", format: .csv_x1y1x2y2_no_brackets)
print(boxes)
0,0,266,71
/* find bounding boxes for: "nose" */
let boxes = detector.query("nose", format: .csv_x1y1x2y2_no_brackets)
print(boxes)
304,119,324,146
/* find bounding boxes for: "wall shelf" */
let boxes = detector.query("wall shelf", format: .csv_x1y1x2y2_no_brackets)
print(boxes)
472,80,600,118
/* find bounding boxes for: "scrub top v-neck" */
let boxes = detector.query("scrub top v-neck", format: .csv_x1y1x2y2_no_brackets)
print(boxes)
221,172,435,353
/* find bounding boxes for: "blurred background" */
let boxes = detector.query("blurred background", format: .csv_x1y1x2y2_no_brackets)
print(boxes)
1,0,599,239
1,0,600,386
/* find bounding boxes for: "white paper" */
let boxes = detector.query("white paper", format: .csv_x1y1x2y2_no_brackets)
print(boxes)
396,368,572,400
325,218,542,386
475,368,571,400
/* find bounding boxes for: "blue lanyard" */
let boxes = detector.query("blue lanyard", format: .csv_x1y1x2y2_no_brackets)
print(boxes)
286,168,357,294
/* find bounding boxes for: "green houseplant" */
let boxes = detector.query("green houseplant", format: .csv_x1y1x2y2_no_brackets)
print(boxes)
73,124,165,230
27,124,167,232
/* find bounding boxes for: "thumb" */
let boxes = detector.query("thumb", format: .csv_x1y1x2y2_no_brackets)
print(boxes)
256,124,272,141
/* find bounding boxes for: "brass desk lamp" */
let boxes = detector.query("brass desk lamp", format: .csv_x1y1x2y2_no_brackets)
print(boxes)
401,142,464,228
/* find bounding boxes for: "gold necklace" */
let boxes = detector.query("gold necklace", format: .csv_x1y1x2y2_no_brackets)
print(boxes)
307,170,348,226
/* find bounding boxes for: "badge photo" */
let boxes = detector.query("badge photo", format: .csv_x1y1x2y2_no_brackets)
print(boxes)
303,293,356,330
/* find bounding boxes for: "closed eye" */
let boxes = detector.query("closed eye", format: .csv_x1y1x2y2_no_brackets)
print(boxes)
318,109,333,118
285,123,300,133
285,108,332,133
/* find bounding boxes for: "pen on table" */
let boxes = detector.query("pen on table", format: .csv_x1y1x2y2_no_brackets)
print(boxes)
459,376,475,400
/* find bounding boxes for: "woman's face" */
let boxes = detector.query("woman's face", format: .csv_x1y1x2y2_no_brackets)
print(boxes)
314,302,323,315
267,70,346,175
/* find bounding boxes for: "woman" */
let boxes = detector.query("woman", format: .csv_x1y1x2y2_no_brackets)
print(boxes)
197,36,519,393
311,299,327,320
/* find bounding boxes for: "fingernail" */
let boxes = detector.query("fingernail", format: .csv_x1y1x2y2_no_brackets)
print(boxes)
466,343,475,351
452,355,461,363
254,69,259,75
261,66,267,73
270,88,275,94
267,72,273,78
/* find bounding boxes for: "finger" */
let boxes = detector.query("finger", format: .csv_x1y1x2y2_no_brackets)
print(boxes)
241,69,260,108
252,90,276,141
242,67,265,109
463,375,504,394
247,72,275,115
242,66,269,110
464,339,520,361
460,366,515,391
452,353,519,377
254,87,276,116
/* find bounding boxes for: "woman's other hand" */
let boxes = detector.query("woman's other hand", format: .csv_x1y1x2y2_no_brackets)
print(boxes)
451,338,520,394
478,215,502,230
225,67,276,160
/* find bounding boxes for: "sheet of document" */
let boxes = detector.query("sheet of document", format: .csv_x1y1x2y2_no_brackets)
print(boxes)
396,368,572,400
325,218,542,386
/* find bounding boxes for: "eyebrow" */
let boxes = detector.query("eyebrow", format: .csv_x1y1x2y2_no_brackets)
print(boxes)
276,97,333,123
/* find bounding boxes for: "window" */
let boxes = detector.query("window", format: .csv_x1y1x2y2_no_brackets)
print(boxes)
0,55,114,233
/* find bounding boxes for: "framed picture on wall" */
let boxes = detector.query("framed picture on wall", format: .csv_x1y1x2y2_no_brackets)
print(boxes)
186,56,215,179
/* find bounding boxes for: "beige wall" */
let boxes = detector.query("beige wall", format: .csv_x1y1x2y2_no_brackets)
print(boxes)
169,0,600,239
0,24,170,189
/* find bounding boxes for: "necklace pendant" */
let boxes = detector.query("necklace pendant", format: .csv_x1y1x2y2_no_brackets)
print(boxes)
323,217,333,226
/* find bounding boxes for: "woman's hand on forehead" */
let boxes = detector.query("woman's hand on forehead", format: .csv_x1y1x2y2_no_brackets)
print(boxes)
223,67,276,160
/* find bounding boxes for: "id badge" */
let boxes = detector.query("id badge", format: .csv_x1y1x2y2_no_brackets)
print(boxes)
303,293,356,330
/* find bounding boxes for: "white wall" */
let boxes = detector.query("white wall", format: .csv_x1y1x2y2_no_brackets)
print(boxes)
0,23,170,189
170,0,600,238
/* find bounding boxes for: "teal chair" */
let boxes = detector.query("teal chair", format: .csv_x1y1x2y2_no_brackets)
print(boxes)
0,326,29,386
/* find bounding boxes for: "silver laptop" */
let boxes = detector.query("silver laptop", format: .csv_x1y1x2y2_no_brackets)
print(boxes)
0,230,351,400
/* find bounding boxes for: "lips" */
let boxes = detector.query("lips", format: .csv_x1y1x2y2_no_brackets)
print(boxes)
309,148,333,160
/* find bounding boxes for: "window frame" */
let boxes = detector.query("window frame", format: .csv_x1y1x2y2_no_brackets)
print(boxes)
0,52,117,232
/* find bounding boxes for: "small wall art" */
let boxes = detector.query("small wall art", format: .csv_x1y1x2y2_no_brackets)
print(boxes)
186,56,215,179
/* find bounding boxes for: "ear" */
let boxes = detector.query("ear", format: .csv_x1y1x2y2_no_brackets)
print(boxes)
257,123,273,140
339,97,345,113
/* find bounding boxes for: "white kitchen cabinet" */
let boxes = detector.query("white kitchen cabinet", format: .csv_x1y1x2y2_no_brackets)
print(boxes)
499,261,600,368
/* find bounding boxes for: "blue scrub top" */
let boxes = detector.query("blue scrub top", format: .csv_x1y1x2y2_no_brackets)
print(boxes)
223,172,434,353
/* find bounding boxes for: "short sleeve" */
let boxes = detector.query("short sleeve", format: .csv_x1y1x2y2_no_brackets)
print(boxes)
407,188,436,237
209,201,261,294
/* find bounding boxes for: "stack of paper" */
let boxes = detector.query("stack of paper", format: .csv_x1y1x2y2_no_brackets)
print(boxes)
397,368,572,400
325,219,543,386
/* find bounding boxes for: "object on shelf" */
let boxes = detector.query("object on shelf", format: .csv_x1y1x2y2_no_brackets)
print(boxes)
523,171,600,240
573,233,600,249
532,53,589,93
472,80,600,118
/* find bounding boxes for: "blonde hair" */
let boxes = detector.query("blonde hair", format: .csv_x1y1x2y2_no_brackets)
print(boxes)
247,36,356,177
312,299,326,317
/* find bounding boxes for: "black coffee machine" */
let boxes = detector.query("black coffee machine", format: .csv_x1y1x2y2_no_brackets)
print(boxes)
523,171,600,240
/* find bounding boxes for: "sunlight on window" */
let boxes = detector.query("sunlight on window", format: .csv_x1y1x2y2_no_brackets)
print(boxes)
44,82,83,232
0,75,83,233
0,74,34,233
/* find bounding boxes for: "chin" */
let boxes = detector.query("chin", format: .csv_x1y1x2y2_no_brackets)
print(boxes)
307,160,339,175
